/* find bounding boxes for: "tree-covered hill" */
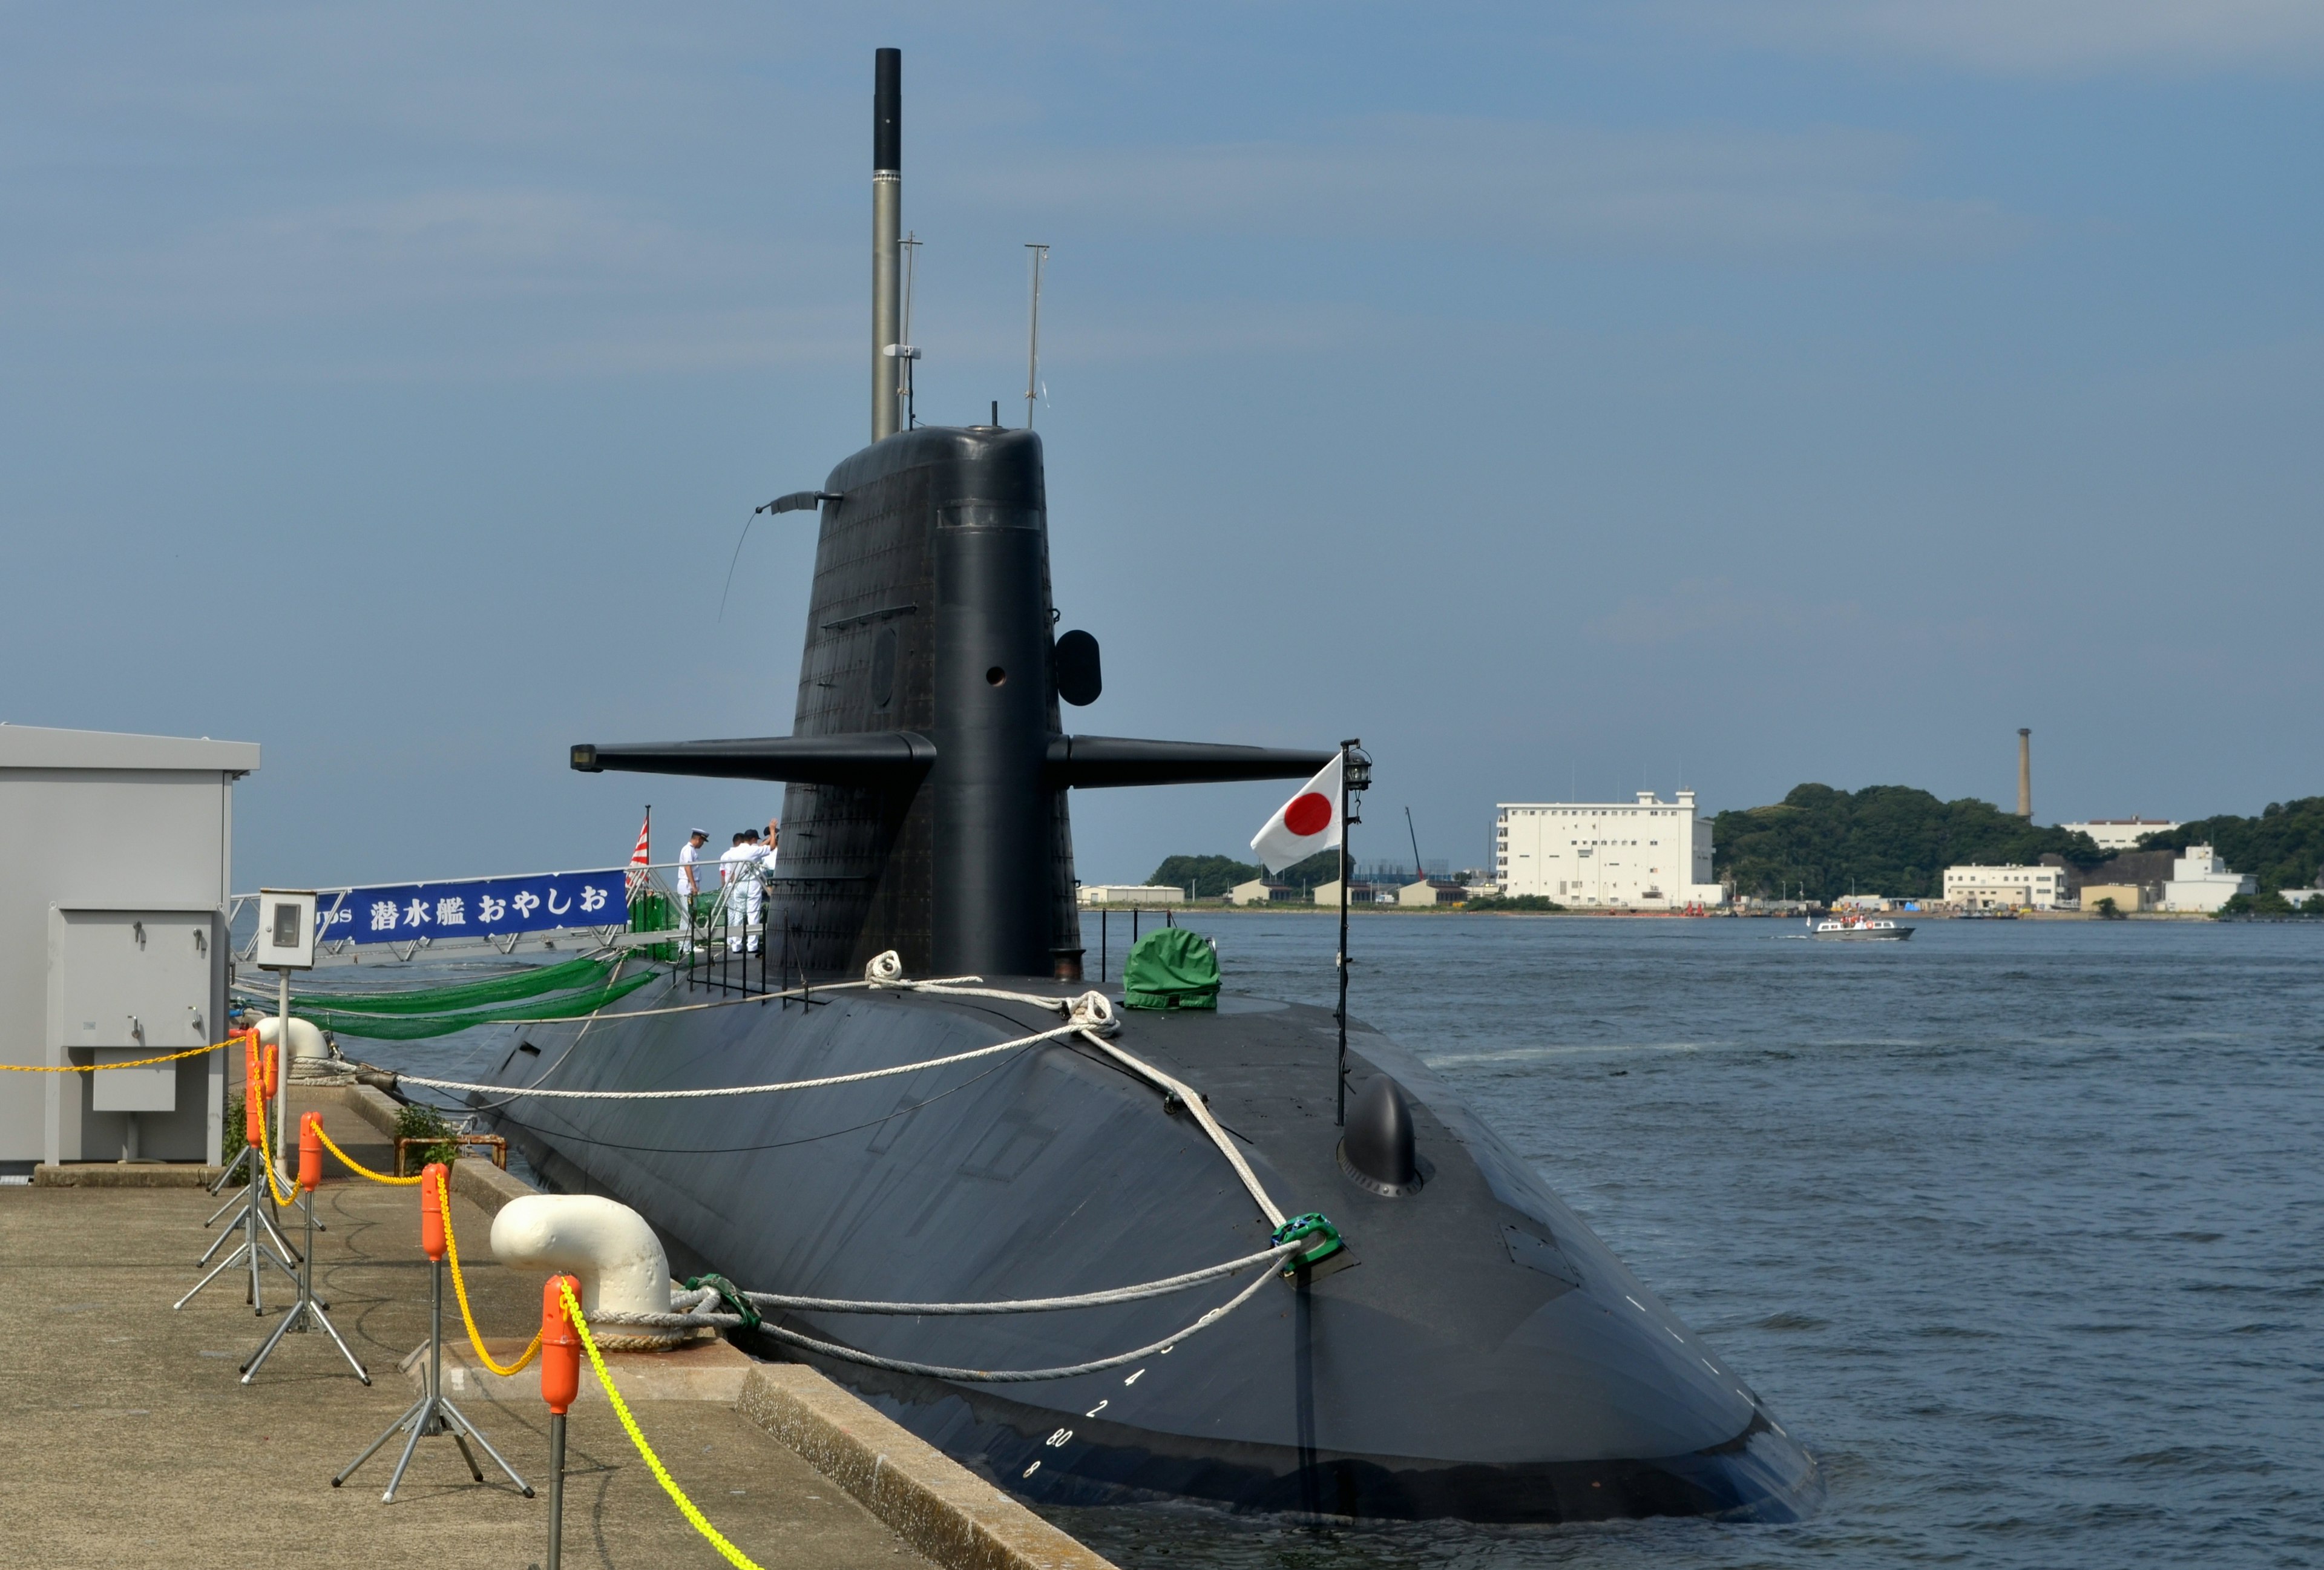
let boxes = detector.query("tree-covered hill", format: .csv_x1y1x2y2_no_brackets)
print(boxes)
2141,798,2324,892
1145,850,1341,898
1712,784,2104,902
1146,854,1260,898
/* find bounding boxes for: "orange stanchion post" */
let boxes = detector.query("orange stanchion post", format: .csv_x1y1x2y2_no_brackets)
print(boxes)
180,1031,302,1314
421,1160,447,1260
542,1273,581,1570
335,1161,532,1501
241,1111,368,1385
245,1033,265,1146
300,1112,323,1194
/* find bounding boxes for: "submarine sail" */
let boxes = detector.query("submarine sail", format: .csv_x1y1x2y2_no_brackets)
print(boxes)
493,47,1823,1525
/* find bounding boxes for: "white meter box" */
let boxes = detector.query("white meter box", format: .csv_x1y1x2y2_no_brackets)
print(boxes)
256,888,317,970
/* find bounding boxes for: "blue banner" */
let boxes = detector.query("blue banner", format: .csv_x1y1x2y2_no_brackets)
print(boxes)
321,870,629,946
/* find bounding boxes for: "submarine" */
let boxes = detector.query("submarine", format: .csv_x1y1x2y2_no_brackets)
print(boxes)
479,48,1822,1525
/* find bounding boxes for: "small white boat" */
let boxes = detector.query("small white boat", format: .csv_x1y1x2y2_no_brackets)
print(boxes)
1810,915,1913,941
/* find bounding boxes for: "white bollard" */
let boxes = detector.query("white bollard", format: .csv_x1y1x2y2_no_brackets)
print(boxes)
254,1015,330,1060
489,1194,674,1321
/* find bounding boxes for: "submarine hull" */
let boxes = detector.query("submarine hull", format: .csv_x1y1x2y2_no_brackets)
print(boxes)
479,973,1821,1524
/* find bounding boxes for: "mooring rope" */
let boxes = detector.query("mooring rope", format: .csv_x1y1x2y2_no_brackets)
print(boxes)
592,1240,1305,1330
735,1265,1282,1384
384,1015,1095,1101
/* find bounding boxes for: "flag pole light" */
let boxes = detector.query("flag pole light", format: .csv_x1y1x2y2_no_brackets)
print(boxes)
1338,740,1370,1128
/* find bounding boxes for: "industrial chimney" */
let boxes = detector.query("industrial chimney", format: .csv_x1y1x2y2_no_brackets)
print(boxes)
871,48,902,441
2017,728,2032,819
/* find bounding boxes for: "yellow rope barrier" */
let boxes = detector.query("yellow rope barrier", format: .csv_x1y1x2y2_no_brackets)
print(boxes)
256,1103,301,1207
433,1168,542,1377
0,1037,232,1072
561,1278,764,1570
312,1122,423,1186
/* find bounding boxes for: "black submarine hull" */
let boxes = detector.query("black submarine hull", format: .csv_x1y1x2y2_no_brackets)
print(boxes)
536,49,1822,1525
479,969,1821,1523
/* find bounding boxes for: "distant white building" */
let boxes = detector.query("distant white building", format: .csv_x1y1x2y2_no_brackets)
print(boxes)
1944,864,2068,910
1494,792,1724,909
2060,817,2180,853
2160,846,2254,913
1078,884,1186,907
1227,879,1287,906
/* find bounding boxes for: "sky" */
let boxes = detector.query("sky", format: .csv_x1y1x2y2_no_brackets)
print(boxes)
4,1,2320,888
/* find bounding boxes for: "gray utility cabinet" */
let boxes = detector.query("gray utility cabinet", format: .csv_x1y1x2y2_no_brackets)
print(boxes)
50,908,223,1128
0,725,258,1169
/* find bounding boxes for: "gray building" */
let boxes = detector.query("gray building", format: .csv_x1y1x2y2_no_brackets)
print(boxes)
0,724,258,1170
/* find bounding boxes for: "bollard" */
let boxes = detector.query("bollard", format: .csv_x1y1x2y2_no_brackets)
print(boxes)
542,1273,581,1570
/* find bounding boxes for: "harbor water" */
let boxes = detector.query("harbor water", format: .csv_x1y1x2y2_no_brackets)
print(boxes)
1051,911,2323,1569
373,912,2321,1568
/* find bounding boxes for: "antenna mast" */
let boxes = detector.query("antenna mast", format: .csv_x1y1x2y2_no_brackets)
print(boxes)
1023,243,1049,430
871,48,902,441
897,232,921,429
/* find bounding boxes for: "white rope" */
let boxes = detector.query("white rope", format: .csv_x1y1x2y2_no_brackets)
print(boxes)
592,1241,1300,1331
743,1267,1282,1384
388,1015,1095,1101
1076,1028,1284,1228
740,1240,1301,1316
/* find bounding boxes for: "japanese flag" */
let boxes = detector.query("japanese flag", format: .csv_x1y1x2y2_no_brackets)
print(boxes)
1250,754,1343,873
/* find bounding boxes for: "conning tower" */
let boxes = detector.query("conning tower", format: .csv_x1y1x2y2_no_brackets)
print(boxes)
570,50,1326,978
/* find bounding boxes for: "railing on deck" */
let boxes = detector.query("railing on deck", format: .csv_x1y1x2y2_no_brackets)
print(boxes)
231,860,844,1003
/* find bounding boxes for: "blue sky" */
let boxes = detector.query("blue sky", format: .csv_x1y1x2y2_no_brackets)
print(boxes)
4,2,2319,887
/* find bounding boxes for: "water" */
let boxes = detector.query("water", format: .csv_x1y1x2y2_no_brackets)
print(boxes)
1049,911,2324,1569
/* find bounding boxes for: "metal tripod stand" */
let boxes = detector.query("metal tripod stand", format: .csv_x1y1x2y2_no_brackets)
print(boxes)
208,1145,327,1231
333,1255,532,1502
177,1143,301,1315
241,1161,367,1385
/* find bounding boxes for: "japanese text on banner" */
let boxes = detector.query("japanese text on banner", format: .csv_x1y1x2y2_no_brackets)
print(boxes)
320,871,629,945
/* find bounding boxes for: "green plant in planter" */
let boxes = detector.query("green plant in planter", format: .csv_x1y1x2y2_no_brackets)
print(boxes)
393,1102,460,1174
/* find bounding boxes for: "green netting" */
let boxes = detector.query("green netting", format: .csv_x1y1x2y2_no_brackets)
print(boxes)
1122,928,1221,1011
291,955,612,1015
300,969,660,1040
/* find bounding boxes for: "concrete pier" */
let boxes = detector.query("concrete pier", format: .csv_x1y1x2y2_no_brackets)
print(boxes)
0,1094,1112,1570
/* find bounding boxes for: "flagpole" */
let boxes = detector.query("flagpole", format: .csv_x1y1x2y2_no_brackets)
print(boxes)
1335,738,1363,1128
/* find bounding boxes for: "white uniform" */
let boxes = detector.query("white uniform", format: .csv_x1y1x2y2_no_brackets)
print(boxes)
718,842,764,953
676,841,704,934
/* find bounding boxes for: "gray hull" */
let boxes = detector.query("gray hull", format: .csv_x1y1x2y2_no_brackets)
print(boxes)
479,970,1822,1522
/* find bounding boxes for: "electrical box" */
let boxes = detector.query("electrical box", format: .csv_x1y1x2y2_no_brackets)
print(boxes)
1,724,255,1168
255,888,317,971
49,909,219,1115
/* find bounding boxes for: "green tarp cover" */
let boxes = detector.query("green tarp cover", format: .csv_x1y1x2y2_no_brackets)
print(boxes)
292,954,611,1015
298,969,659,1040
1121,928,1220,1010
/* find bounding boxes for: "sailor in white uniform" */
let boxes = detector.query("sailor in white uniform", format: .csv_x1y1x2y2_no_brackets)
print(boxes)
723,830,772,954
717,832,753,952
675,829,709,947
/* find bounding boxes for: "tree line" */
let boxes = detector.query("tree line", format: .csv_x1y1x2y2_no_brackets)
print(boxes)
1710,784,2105,902
1139,787,2324,910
